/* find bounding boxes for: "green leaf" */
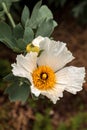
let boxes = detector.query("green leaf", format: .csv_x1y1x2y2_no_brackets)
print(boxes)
59,0,67,6
27,0,42,29
0,0,12,10
35,19,54,37
4,73,31,85
25,1,57,31
32,5,54,27
0,34,22,52
1,37,14,49
4,73,20,82
0,22,12,39
0,0,20,11
0,0,20,3
53,20,58,27
0,22,16,49
21,5,30,26
13,23,24,39
72,1,87,18
23,26,34,43
16,38,27,51
38,5,53,20
11,39,25,52
5,81,30,103
0,22,27,52
0,10,5,18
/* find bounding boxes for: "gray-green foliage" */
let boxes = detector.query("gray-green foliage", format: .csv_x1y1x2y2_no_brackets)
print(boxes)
0,0,20,21
0,0,20,8
23,26,34,43
0,22,25,52
5,81,30,103
0,0,57,53
0,22,13,48
21,5,30,26
4,73,30,103
26,0,42,29
35,19,54,37
24,1,57,39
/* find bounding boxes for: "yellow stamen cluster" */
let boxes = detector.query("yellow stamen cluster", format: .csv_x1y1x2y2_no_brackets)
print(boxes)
26,43,39,53
41,73,47,80
32,66,56,90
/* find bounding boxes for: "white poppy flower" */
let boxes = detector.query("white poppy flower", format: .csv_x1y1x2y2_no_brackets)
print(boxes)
12,37,85,104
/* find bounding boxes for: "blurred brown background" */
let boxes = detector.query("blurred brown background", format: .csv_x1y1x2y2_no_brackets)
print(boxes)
0,0,87,130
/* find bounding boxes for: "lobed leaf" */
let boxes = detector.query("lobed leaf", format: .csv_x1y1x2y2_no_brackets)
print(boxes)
21,5,30,26
0,22,16,49
38,5,53,20
26,1,58,37
0,22,28,52
13,23,24,39
16,38,27,51
23,26,34,43
5,81,30,103
0,22,12,39
4,73,20,82
35,19,54,37
32,5,54,28
26,0,42,29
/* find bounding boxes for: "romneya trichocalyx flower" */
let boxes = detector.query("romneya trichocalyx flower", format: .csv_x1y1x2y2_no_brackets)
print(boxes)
12,36,85,104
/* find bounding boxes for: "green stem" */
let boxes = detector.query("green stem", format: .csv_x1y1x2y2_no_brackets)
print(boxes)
2,2,16,28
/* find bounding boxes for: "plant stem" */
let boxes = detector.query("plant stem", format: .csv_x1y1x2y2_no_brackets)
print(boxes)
2,2,16,28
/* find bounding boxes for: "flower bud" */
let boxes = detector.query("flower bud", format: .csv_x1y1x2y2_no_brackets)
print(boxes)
26,43,39,53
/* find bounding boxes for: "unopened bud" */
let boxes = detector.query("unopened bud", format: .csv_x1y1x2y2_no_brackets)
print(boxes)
26,43,39,53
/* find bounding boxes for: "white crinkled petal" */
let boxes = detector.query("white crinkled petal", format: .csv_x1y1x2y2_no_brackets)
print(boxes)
37,37,75,71
41,84,65,104
55,66,85,94
30,79,65,104
32,36,44,47
30,84,41,97
12,62,31,79
11,52,37,81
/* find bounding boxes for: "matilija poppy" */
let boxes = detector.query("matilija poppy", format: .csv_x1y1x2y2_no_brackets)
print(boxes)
12,36,85,104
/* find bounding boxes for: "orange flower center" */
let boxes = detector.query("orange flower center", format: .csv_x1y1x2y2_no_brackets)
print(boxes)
32,66,56,90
